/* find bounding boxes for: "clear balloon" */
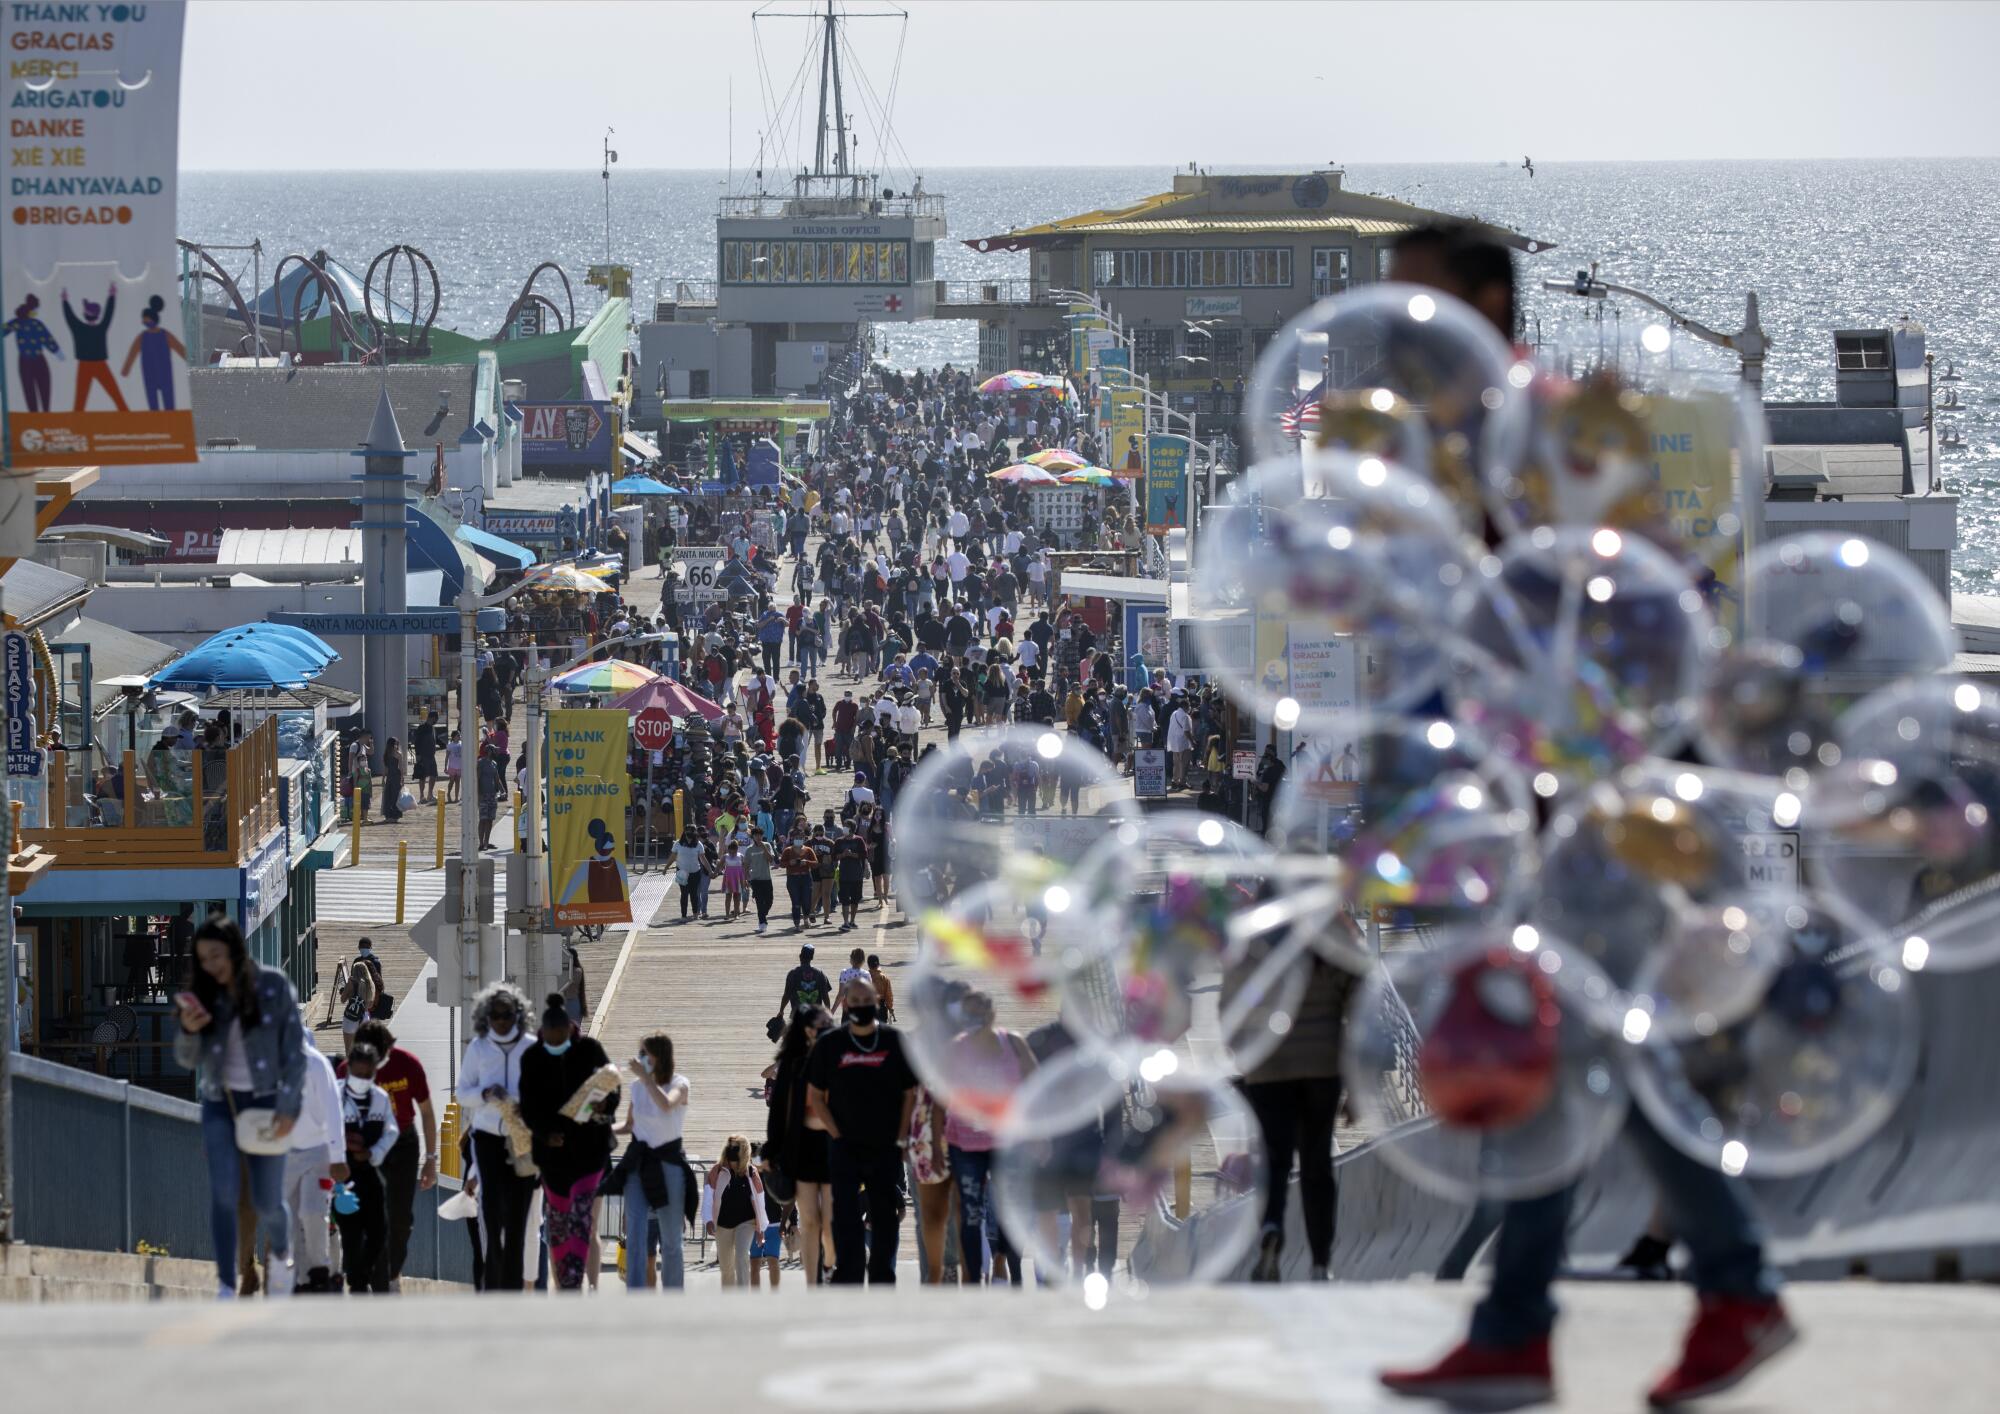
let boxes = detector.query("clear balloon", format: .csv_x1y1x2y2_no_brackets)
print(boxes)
890,725,1135,916
1626,892,1920,1178
1703,534,1957,783
1488,339,1759,578
1269,716,1538,953
1055,813,1321,1073
1445,525,1716,786
994,1047,1264,1291
1189,454,1475,728
1530,764,1793,1039
1343,935,1629,1202
1243,282,1531,530
1816,677,2000,973
903,882,1089,1141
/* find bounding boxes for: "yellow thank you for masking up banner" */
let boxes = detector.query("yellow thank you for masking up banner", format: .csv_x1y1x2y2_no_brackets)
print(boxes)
549,708,632,926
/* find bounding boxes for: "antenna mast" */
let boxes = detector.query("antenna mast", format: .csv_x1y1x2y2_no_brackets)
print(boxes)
809,0,853,178
601,127,618,263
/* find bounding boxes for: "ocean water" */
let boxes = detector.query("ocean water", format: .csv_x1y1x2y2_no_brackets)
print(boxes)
180,161,1999,586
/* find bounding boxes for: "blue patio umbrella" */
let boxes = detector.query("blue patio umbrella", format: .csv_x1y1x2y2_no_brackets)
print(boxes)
201,635,332,677
611,475,683,496
197,622,339,670
151,643,315,693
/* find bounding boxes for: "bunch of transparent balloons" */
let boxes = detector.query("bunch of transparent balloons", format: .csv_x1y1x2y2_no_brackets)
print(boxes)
889,281,1973,1296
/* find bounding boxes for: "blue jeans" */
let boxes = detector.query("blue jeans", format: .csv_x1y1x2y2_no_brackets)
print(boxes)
1470,1110,1780,1346
693,871,712,917
199,1092,292,1289
623,1165,686,1290
948,1144,1021,1286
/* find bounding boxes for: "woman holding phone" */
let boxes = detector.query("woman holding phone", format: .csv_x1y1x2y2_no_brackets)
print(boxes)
172,913,308,1299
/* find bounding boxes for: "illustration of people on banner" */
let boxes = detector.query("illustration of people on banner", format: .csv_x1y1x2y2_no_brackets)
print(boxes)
2,2,197,468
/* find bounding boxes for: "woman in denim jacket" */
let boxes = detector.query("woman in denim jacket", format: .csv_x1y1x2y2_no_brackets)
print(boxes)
173,914,307,1298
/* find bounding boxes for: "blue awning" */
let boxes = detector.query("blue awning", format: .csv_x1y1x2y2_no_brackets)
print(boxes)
455,523,537,571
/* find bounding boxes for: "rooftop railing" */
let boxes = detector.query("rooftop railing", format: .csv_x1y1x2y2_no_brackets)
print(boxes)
29,717,285,869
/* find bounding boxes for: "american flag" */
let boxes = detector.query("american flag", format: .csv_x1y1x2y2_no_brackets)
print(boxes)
1276,378,1327,439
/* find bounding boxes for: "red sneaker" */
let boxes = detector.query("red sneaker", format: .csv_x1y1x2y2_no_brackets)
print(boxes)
1647,1295,1798,1407
1381,1336,1554,1409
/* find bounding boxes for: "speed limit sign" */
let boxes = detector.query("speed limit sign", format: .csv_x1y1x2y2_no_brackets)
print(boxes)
676,547,727,604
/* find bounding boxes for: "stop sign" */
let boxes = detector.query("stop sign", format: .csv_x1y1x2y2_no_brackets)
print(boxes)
632,706,673,751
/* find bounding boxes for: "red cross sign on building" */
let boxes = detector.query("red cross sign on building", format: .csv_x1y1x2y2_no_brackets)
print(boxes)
883,293,903,313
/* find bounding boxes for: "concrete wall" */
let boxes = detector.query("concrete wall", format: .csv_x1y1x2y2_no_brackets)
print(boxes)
776,339,830,393
9,1052,477,1285
1151,963,2000,1285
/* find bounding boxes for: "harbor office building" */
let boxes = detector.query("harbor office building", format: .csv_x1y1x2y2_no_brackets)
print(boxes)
641,191,948,410
962,169,1543,422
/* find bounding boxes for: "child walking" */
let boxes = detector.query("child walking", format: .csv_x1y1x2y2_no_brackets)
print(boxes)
721,840,747,921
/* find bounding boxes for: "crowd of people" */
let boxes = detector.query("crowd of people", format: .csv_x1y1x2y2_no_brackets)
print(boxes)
163,222,1808,1411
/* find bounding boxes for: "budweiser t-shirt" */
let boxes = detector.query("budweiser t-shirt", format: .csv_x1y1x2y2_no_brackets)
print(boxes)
805,1024,915,1150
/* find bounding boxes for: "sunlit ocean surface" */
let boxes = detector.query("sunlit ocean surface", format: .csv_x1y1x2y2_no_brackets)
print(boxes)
182,160,1999,587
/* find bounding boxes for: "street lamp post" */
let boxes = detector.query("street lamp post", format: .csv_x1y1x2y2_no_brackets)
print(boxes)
1543,263,1770,393
481,628,670,1005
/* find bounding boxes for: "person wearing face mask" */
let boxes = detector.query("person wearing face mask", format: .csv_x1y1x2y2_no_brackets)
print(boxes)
333,1043,401,1294
456,983,536,1291
943,989,1035,1286
517,993,619,1292
283,1033,348,1294
806,979,917,1285
609,1033,693,1291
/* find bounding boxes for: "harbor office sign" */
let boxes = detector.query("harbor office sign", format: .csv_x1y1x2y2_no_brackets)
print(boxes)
3,0,196,469
514,401,612,469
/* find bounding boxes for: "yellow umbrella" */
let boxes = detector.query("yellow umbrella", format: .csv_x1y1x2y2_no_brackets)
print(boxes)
524,563,611,593
1027,448,1089,471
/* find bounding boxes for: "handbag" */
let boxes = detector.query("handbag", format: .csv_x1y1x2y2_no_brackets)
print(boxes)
227,1091,290,1156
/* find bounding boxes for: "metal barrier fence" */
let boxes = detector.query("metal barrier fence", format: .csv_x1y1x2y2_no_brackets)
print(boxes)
11,1052,475,1284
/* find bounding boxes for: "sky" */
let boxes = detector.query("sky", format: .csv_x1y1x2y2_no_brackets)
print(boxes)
181,0,2000,171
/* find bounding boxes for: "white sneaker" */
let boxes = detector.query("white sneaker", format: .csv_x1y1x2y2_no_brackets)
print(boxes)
266,1255,296,1298
216,1283,237,1301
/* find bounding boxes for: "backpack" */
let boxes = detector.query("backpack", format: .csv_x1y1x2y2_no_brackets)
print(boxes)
718,1168,756,1229
342,966,371,1023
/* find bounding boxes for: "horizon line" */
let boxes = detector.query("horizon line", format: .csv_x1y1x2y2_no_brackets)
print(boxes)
181,154,2000,176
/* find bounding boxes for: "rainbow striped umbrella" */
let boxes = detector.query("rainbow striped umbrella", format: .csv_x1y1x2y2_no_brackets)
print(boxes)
1058,466,1119,486
1027,448,1089,471
979,370,1072,401
552,659,662,696
989,463,1061,485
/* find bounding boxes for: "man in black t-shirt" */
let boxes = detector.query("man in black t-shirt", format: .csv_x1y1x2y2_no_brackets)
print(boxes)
806,979,916,1285
778,945,833,1023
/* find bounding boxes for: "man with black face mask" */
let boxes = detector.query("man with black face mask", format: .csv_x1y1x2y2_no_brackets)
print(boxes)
806,978,916,1285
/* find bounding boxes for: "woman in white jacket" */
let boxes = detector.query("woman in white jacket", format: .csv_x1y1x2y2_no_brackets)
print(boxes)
283,1039,348,1291
456,982,536,1291
702,1134,769,1289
